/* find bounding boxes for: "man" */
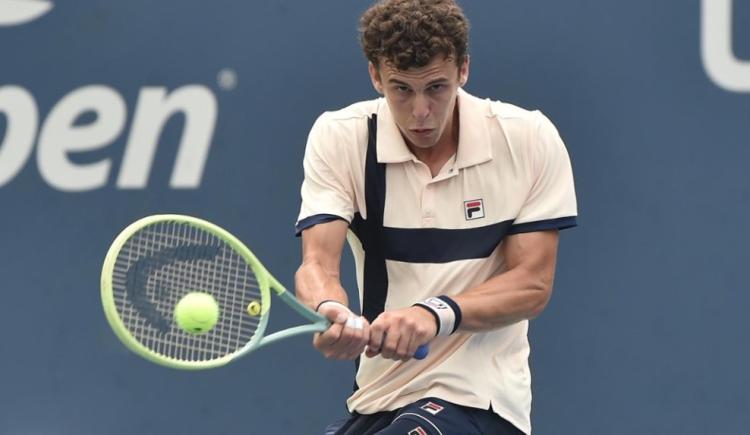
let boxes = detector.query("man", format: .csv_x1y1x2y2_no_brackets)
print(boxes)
295,0,577,433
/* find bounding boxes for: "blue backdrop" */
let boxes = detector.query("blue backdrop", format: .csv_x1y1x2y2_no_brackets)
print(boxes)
1,1,748,434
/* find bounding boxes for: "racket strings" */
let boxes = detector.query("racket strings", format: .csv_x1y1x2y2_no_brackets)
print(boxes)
111,221,263,362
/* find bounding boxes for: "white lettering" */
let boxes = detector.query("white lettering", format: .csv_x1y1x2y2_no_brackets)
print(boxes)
117,85,217,189
0,86,38,186
0,0,53,27
0,84,217,191
37,85,126,191
702,0,750,92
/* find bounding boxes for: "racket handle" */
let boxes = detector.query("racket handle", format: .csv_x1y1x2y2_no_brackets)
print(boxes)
414,344,429,360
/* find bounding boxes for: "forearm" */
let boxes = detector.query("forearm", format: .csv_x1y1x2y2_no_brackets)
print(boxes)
295,219,351,311
452,230,559,332
453,266,553,332
295,260,349,310
295,221,368,360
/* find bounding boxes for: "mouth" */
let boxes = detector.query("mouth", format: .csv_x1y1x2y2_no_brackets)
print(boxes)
410,128,434,136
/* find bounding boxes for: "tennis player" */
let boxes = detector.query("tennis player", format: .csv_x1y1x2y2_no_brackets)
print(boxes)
295,0,577,433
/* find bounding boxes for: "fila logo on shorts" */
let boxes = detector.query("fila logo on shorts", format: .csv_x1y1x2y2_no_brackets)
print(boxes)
464,199,485,220
420,401,444,415
408,427,428,435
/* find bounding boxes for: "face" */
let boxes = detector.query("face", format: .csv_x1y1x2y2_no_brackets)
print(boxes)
369,55,469,150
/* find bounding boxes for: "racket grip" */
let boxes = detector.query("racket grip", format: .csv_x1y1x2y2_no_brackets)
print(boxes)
414,344,429,360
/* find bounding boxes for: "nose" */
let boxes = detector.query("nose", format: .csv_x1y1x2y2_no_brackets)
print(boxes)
412,93,430,122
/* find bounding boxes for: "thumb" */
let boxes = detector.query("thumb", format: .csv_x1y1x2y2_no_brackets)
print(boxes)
317,301,351,323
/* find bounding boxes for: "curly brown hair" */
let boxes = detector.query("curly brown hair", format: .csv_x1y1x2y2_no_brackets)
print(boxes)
359,0,469,71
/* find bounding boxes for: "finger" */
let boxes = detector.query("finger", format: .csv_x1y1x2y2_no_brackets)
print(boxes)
360,318,371,356
313,306,353,358
343,316,368,359
380,328,401,360
313,322,344,351
406,336,423,361
334,317,357,350
396,331,414,362
402,317,430,360
345,315,358,329
318,305,350,324
367,320,386,357
339,315,364,358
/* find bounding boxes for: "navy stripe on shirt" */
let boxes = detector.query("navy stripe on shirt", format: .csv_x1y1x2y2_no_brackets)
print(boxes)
350,218,513,264
507,216,577,234
295,214,348,236
298,215,577,260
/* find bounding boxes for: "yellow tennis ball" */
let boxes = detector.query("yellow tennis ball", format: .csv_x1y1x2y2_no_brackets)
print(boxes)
174,292,219,334
247,300,261,316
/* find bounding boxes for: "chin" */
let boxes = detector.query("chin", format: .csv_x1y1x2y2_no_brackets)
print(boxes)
411,142,438,150
407,135,439,149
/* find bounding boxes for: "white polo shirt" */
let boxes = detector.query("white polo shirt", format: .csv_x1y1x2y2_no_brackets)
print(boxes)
296,89,577,434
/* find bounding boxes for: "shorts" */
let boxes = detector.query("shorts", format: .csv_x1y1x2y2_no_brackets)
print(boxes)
324,397,524,435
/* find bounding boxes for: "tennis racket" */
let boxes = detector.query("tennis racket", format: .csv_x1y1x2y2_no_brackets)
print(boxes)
100,214,428,370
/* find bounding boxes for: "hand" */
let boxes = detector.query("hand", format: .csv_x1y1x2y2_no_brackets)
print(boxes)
313,302,370,360
366,306,437,361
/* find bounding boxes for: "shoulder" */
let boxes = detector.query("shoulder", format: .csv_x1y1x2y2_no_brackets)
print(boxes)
459,90,556,142
479,96,563,154
484,100,570,178
460,91,568,172
487,99,554,134
310,98,382,137
304,98,382,168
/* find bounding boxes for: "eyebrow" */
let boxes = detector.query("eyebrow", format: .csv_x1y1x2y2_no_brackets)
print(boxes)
387,78,450,87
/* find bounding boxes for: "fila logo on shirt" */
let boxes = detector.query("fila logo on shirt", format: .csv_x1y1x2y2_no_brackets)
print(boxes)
408,427,428,435
464,199,485,220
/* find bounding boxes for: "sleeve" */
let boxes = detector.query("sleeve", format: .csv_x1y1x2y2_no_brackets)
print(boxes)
295,113,357,236
508,111,578,234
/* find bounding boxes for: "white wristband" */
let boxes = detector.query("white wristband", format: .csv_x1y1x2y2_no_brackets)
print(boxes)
414,296,460,336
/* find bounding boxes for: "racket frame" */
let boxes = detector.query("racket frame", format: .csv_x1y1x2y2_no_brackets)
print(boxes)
101,214,329,370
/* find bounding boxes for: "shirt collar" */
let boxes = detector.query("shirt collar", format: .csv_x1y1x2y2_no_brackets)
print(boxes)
375,88,494,168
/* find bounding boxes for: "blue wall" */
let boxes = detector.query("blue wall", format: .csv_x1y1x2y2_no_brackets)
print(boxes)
1,1,748,433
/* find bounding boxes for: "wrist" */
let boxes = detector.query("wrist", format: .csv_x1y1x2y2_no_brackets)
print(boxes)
413,295,462,336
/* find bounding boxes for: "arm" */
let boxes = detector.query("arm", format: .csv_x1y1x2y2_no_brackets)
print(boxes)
453,229,559,331
295,220,370,360
295,219,350,310
367,230,559,361
449,111,571,330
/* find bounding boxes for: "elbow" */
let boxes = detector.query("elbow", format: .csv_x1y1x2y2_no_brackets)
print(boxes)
527,281,553,319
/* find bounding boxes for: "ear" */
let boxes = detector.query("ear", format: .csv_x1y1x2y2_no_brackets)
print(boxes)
368,62,384,94
459,55,470,87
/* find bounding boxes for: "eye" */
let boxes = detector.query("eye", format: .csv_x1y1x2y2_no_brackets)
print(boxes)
429,84,446,92
395,85,411,93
